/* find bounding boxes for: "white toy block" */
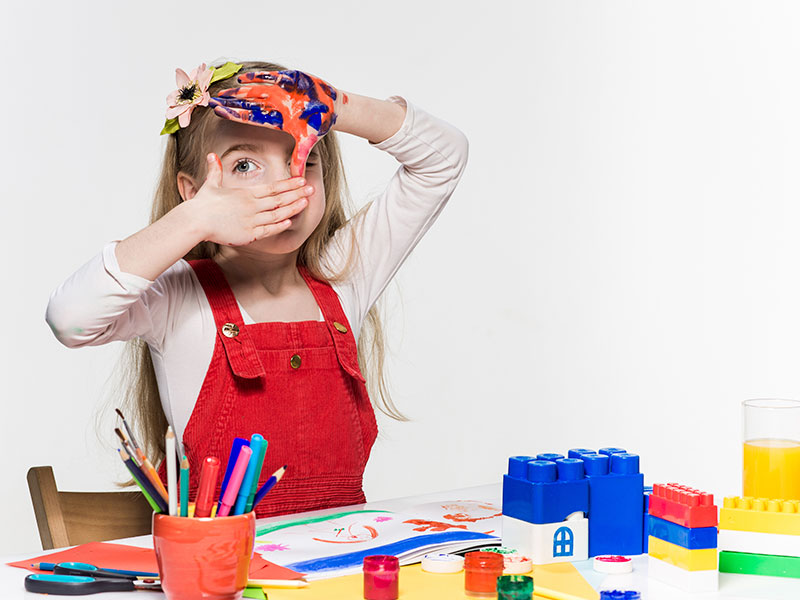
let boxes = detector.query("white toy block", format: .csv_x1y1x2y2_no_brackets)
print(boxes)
502,512,588,564
719,528,800,557
647,555,718,593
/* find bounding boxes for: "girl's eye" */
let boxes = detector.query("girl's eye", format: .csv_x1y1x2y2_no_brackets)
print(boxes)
233,159,257,174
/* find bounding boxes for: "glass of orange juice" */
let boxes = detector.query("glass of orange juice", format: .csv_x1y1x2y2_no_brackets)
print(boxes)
743,398,800,500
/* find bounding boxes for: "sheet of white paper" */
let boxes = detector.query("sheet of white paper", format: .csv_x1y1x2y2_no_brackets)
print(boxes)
254,499,503,579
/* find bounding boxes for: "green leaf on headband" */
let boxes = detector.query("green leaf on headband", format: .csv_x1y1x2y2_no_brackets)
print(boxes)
210,61,243,84
160,118,180,135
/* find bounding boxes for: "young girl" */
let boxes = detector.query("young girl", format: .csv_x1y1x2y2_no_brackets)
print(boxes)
46,59,468,517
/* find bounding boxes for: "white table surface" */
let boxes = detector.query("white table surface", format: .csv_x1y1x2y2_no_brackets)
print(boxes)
3,483,800,599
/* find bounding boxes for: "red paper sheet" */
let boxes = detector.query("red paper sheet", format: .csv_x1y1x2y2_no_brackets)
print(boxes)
8,541,304,580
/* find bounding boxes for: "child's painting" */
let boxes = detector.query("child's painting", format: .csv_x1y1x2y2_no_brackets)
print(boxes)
254,500,502,579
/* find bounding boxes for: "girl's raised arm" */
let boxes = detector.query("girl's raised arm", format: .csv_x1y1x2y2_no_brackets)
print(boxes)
324,94,469,334
331,91,407,145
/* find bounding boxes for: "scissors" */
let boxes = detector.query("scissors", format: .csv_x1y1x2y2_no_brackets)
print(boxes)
24,574,161,595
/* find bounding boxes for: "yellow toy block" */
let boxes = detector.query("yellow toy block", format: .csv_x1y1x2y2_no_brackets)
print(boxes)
648,536,717,571
720,497,800,536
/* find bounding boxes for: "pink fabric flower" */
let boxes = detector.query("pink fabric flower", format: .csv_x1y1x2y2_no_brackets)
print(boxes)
165,63,214,128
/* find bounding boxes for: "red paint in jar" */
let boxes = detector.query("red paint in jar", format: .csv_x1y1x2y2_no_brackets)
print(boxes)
363,555,399,600
464,551,504,597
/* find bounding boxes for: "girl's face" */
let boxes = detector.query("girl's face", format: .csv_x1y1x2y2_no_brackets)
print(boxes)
209,118,325,255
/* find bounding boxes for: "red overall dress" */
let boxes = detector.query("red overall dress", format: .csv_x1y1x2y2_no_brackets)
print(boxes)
160,258,378,518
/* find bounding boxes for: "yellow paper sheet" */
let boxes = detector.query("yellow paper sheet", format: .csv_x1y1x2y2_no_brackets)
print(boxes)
263,562,598,600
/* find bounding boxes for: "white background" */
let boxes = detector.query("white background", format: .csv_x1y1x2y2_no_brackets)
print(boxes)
3,0,800,555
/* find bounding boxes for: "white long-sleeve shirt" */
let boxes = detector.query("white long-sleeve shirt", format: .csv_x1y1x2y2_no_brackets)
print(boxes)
46,96,468,448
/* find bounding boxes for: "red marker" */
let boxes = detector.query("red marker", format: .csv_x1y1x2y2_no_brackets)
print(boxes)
194,456,220,518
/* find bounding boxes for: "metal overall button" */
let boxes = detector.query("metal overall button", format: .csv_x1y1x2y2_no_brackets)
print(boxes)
222,323,240,338
333,321,348,334
290,354,302,369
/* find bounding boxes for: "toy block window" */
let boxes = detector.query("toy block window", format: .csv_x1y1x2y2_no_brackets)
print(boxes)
553,526,574,557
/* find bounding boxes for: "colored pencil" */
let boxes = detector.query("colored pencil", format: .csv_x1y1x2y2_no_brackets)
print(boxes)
113,428,139,464
248,579,308,588
115,408,143,457
244,437,268,513
531,585,589,600
31,563,159,578
118,448,167,513
194,456,220,518
166,427,177,516
137,454,169,502
180,456,189,517
234,434,264,515
253,465,287,509
114,428,168,503
218,445,252,517
218,438,249,513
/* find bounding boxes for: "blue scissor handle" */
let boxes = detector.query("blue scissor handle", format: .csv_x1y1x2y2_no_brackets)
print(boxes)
25,574,136,594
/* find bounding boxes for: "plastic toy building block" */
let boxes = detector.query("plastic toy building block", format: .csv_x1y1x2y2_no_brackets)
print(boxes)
647,515,717,549
502,513,588,564
647,536,717,571
537,453,565,462
648,483,717,528
647,555,718,593
718,528,800,557
720,496,800,535
573,449,644,557
502,456,589,524
567,448,596,458
643,486,651,554
568,447,627,459
719,550,800,579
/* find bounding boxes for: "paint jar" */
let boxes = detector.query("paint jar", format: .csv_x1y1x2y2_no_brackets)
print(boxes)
153,512,254,600
464,551,504,598
743,398,800,500
496,575,533,600
363,555,399,600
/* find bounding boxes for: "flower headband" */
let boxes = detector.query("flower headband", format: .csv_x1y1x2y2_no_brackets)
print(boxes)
161,61,243,135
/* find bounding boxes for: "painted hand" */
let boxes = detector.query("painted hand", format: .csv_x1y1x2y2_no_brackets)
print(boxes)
209,70,339,177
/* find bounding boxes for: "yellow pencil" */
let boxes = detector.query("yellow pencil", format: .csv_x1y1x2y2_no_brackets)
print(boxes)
534,584,592,600
247,579,308,588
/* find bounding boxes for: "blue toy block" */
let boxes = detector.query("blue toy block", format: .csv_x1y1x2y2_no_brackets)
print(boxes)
643,486,652,553
580,449,645,557
567,448,595,458
599,447,627,456
537,453,565,462
502,455,589,525
648,515,717,549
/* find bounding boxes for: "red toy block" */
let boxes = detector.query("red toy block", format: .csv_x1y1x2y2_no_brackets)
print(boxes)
649,483,718,528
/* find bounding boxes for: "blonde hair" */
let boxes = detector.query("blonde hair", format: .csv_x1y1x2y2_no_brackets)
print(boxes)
119,60,404,470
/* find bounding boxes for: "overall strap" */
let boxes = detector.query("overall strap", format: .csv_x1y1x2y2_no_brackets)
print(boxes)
298,265,366,383
188,259,266,379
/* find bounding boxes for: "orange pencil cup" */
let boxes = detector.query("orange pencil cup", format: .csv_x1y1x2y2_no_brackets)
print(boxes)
153,512,255,600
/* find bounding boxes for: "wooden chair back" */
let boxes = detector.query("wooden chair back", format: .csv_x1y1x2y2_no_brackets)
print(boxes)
27,466,153,550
